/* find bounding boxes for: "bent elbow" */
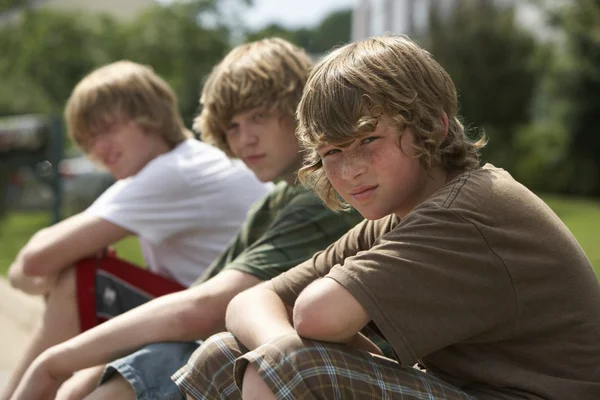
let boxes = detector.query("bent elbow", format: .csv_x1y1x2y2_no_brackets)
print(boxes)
19,248,46,276
225,290,251,331
293,297,341,341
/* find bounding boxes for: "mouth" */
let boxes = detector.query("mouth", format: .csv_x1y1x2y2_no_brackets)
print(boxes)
243,154,266,165
350,185,378,201
102,153,121,167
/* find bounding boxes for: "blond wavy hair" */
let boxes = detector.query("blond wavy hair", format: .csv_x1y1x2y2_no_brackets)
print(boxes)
297,35,486,210
196,38,313,157
65,60,192,151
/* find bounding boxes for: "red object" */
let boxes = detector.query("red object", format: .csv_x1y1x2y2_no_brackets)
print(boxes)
75,252,185,332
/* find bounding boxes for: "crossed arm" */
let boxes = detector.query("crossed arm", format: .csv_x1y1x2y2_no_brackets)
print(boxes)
226,277,381,354
11,269,261,399
8,213,131,295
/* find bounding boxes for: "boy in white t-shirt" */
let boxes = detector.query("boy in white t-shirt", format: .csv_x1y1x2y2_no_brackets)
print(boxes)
3,60,269,400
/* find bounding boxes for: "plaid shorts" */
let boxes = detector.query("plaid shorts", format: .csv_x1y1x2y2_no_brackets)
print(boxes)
172,332,475,400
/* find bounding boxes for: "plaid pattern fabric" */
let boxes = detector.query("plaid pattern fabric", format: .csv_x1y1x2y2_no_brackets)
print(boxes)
173,333,476,400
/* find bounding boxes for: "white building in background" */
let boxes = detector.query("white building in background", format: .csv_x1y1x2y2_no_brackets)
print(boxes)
352,0,570,41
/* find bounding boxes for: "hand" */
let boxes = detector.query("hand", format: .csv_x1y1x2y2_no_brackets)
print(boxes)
10,353,69,400
345,333,384,356
55,365,106,400
8,265,57,296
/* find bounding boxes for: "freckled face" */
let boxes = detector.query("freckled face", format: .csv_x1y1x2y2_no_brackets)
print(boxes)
318,116,430,220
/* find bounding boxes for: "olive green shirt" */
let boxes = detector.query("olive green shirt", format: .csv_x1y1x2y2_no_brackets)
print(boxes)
194,181,363,285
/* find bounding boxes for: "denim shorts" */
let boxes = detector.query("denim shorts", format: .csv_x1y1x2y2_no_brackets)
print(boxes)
100,341,201,400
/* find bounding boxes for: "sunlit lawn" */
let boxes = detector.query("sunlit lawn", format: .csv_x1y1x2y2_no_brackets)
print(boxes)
0,212,144,275
542,195,600,274
1,194,599,278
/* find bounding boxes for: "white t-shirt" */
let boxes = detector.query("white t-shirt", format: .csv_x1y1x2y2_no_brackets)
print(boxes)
86,139,272,286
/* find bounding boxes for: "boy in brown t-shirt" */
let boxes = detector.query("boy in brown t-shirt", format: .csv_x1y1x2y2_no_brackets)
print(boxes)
173,35,600,399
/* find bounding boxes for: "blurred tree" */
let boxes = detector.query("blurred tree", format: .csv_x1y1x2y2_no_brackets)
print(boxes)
0,0,247,134
553,0,600,195
246,23,298,44
312,9,352,52
0,10,99,116
246,8,352,54
424,2,541,172
115,1,231,127
0,0,26,12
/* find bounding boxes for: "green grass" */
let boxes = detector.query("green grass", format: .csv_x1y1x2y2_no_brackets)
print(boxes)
0,212,144,276
1,194,599,277
542,194,600,276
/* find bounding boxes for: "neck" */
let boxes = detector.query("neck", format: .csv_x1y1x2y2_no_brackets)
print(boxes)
280,169,299,185
153,139,174,158
395,166,449,219
280,158,304,186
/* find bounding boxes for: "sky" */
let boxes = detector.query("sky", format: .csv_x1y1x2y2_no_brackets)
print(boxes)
241,0,357,29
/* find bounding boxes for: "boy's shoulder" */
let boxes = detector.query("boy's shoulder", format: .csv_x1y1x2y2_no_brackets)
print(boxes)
147,138,226,169
248,181,362,231
247,181,310,218
138,138,259,186
421,164,519,212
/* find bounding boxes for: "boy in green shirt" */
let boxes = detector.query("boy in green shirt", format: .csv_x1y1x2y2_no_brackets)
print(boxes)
10,38,362,400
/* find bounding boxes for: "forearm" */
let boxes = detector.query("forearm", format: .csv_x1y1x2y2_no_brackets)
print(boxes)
43,288,217,376
12,228,67,277
14,214,130,277
8,253,58,295
346,332,384,356
293,278,370,343
226,283,296,351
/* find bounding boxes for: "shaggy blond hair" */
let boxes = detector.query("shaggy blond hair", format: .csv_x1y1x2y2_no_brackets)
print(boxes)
65,60,192,151
196,38,312,157
297,35,486,210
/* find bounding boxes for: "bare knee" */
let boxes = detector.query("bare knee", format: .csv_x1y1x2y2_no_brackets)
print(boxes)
44,267,78,321
37,266,81,341
48,267,77,303
55,366,105,400
83,374,135,400
241,365,276,400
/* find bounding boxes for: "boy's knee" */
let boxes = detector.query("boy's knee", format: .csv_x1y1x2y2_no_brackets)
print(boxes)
190,332,244,367
47,267,77,304
249,335,344,392
255,334,310,365
186,333,245,376
85,374,134,400
43,266,78,326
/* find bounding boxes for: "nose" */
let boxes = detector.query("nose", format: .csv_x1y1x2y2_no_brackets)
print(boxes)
340,151,367,181
238,124,259,147
89,135,110,161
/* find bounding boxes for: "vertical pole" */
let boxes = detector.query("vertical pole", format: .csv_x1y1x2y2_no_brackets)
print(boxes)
48,114,63,224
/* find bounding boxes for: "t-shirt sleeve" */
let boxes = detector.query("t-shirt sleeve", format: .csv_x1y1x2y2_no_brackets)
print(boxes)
220,196,362,285
86,162,200,244
272,216,396,305
326,205,517,366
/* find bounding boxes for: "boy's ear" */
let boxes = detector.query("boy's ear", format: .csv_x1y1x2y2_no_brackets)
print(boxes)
440,112,449,141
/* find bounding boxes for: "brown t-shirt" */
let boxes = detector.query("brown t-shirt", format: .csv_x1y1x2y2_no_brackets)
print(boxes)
272,164,600,400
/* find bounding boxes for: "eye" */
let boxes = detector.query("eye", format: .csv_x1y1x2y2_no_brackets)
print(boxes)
361,136,379,145
225,125,239,138
252,111,266,123
320,148,341,158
